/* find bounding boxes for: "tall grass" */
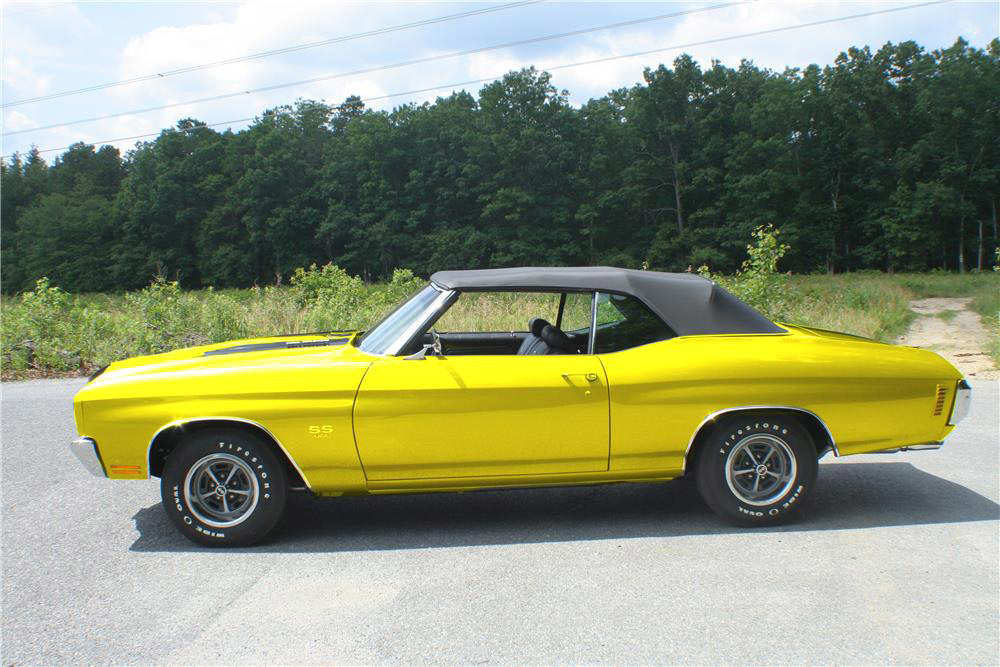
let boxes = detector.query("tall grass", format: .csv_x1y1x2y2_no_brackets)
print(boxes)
968,278,1000,365
3,263,997,380
783,273,915,341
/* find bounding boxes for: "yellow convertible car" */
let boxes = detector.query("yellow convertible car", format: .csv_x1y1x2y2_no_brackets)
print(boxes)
71,267,971,546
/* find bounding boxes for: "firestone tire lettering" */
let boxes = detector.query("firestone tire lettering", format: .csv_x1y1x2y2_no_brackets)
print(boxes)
695,415,818,527
160,428,288,547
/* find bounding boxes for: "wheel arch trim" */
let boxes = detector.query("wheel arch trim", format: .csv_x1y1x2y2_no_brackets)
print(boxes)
147,416,311,489
682,405,838,473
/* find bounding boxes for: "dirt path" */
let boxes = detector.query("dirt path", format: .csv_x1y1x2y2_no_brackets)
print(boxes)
898,297,997,379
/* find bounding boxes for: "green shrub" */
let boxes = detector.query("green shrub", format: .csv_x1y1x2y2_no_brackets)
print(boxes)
4,278,82,371
292,263,369,331
290,263,361,307
199,288,253,343
121,277,204,354
699,224,792,320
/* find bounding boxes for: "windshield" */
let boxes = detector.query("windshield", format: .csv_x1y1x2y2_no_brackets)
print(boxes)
357,284,442,356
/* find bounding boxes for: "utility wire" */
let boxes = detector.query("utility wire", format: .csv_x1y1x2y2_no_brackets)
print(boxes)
1,0,545,108
2,1,747,137
2,0,953,160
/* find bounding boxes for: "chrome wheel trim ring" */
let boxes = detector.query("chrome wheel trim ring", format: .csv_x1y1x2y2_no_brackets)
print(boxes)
183,453,259,528
725,434,797,507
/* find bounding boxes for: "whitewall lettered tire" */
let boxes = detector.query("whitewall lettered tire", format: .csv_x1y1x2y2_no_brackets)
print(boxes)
695,414,817,526
160,428,287,547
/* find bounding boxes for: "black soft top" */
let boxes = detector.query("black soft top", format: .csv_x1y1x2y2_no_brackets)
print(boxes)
430,266,784,336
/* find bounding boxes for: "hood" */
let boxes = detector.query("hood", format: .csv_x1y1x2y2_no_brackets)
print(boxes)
88,331,363,385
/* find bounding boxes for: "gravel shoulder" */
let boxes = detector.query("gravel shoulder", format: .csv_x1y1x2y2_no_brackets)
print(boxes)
2,376,998,665
899,297,997,379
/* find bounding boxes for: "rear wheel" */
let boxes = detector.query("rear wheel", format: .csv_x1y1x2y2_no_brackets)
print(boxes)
161,428,287,547
695,414,817,526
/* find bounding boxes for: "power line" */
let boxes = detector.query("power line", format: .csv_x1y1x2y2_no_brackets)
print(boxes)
2,0,954,160
1,0,545,108
2,1,748,137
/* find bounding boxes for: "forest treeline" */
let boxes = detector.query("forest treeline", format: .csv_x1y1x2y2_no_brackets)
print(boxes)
2,37,998,293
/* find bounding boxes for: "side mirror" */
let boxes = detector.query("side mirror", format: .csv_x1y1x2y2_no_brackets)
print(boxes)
403,329,443,360
404,344,437,361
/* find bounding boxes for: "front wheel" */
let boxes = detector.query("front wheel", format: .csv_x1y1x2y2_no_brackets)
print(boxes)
161,429,288,547
695,414,817,526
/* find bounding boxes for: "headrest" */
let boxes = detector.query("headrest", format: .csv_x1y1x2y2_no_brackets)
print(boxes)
540,324,572,351
529,317,551,337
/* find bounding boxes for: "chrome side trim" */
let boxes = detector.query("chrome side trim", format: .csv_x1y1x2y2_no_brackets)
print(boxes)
901,442,943,451
948,379,972,425
71,437,106,477
866,441,944,453
146,417,312,490
682,405,838,474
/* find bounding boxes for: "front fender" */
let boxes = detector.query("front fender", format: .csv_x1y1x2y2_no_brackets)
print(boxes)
74,351,372,490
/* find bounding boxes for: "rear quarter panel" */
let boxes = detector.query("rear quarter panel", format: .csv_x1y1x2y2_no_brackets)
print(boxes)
599,331,962,473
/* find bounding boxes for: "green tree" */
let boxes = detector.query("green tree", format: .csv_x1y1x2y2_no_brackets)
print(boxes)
115,120,226,288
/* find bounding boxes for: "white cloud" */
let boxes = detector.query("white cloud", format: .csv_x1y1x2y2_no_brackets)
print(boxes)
3,109,39,132
1,55,51,97
2,0,996,160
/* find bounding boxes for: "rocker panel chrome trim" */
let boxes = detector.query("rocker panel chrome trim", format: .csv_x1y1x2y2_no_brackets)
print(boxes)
682,405,838,473
867,441,943,454
147,417,312,489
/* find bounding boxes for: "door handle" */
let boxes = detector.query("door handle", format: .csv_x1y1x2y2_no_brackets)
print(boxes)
562,373,600,382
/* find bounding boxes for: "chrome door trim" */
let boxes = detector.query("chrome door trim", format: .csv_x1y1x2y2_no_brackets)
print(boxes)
682,405,838,473
587,291,598,355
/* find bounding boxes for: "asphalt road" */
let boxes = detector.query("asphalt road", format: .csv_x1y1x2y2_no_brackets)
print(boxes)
2,378,997,665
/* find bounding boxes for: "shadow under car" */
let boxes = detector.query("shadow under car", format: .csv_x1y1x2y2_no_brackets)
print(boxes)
130,461,999,553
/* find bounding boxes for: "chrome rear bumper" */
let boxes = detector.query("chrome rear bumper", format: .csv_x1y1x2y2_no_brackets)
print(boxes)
70,437,106,477
948,379,972,425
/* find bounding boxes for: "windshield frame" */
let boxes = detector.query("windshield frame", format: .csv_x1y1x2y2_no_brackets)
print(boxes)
356,283,455,356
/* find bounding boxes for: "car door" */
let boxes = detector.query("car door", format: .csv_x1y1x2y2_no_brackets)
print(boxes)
352,353,610,480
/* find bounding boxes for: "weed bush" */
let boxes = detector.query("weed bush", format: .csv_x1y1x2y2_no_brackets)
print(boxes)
698,224,792,320
3,278,82,371
3,242,997,378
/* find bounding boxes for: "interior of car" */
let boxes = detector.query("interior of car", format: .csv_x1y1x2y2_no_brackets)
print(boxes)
406,289,674,356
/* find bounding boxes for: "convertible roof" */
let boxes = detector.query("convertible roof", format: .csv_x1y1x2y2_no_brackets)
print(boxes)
430,266,785,336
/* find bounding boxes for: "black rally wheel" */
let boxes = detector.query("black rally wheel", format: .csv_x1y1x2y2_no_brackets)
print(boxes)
161,428,288,547
695,414,817,526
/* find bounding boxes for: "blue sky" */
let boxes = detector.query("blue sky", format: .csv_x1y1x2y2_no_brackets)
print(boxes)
2,1,997,162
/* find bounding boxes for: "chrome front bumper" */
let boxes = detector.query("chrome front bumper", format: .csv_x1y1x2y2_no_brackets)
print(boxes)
948,379,972,425
70,437,106,477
